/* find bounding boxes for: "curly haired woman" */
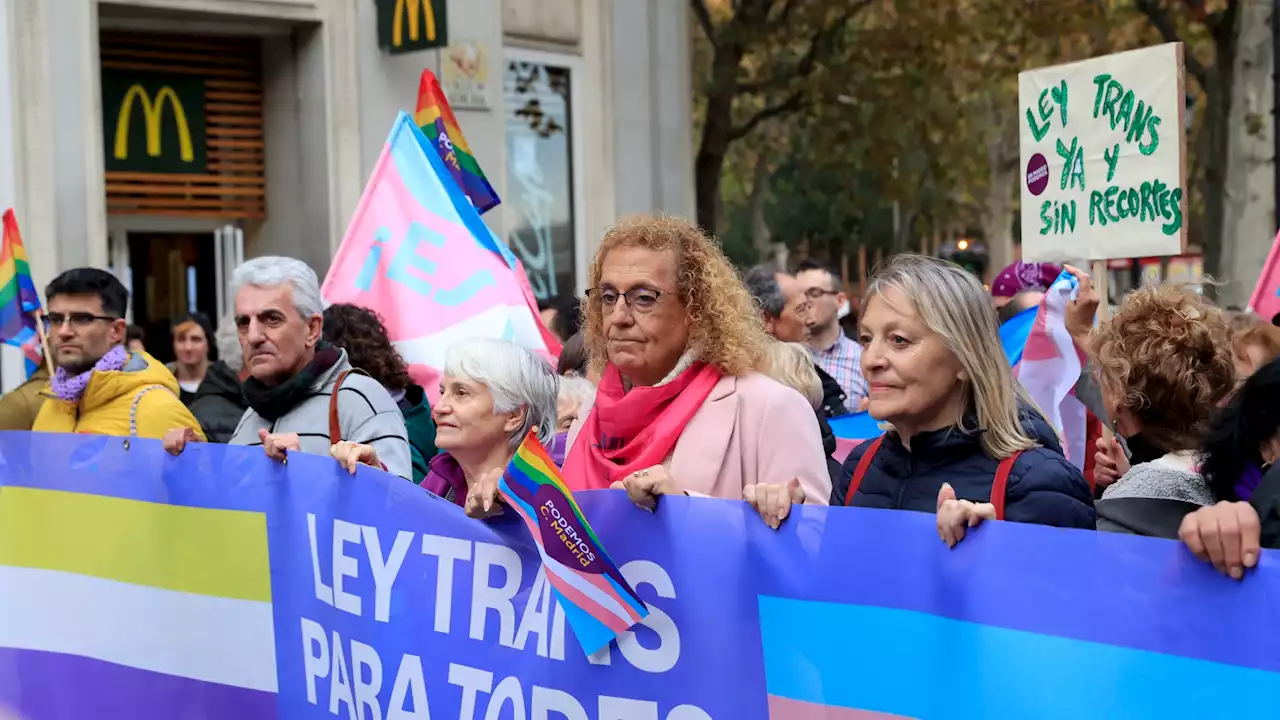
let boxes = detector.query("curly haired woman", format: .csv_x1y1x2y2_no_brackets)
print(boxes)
1090,284,1236,537
561,215,830,528
323,304,436,482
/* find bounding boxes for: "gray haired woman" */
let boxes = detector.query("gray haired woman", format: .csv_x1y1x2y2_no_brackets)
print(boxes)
333,338,558,518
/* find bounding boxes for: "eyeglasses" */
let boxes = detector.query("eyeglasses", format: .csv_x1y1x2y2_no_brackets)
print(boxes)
42,312,119,330
804,288,840,300
585,287,667,313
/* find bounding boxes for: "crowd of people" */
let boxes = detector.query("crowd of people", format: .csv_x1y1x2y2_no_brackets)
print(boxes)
3,214,1280,580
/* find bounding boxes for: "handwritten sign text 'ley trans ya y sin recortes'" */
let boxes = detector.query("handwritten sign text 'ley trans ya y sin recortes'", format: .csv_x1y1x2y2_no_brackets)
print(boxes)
1019,43,1188,262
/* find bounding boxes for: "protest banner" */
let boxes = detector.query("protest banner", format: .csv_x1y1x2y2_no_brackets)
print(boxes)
1,431,1278,719
1018,43,1187,263
322,112,559,404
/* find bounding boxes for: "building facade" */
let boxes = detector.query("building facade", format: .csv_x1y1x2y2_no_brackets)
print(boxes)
0,0,694,389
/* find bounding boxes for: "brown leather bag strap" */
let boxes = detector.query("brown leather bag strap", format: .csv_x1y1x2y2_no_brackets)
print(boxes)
328,370,355,445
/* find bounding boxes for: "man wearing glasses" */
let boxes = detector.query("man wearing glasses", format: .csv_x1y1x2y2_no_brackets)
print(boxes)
795,260,868,408
32,268,204,440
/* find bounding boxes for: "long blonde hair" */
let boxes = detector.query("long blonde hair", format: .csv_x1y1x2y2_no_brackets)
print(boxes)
762,341,823,410
864,254,1041,459
582,215,770,376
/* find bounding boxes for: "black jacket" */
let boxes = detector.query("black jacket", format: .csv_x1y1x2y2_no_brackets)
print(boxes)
814,364,849,418
188,361,248,444
1252,462,1280,549
831,410,1095,529
817,413,842,484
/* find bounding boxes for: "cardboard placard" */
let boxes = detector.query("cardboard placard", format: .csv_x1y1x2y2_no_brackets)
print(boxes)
1019,43,1187,261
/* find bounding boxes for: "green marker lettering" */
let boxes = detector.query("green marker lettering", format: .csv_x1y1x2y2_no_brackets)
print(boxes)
1089,191,1106,226
1127,101,1154,145
1162,188,1183,235
1040,200,1053,235
1139,116,1161,156
1103,143,1120,182
1115,89,1135,133
1104,186,1120,222
1092,74,1112,118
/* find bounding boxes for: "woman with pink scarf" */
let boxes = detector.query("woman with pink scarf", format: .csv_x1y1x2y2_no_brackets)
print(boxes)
561,215,830,528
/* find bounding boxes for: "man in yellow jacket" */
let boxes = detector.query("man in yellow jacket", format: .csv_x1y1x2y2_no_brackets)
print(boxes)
32,268,204,440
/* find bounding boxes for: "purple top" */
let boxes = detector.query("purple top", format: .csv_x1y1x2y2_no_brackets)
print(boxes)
550,432,568,467
420,452,467,507
1237,464,1264,502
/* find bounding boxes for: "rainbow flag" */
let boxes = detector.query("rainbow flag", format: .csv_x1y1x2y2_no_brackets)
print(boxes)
498,432,648,654
413,69,500,214
0,209,43,375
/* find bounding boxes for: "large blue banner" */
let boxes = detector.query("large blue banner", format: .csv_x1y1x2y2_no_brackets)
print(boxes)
0,431,1277,719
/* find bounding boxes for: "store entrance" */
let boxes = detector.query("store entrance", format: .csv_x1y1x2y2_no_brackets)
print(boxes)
127,232,218,364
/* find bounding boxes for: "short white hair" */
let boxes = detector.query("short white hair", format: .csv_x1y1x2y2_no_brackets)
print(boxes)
444,338,559,448
558,374,597,410
231,256,323,319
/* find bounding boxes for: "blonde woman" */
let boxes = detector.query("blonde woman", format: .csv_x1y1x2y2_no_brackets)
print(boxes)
562,215,830,529
830,255,1094,545
763,340,841,481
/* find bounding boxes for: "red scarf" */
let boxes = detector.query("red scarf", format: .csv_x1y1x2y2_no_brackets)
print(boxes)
562,361,722,491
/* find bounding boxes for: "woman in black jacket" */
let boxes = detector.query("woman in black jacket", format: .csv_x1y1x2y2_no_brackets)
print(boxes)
831,255,1094,544
1180,356,1280,578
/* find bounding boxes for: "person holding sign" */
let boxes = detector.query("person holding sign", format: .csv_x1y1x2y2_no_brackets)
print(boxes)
561,215,830,529
829,255,1094,545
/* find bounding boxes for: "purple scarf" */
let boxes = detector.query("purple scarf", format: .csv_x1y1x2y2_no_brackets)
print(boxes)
50,345,128,403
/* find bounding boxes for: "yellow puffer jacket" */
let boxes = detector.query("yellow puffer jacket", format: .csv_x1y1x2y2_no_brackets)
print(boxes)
33,350,207,441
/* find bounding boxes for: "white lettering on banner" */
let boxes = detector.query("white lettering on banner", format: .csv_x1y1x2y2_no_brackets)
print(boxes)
301,617,330,704
485,676,527,720
449,662,494,720
587,561,680,674
309,513,335,606
469,542,522,647
365,527,414,624
330,629,357,716
351,639,384,720
299,520,713,718
514,567,552,656
333,519,364,616
421,534,472,633
531,686,589,720
386,654,429,720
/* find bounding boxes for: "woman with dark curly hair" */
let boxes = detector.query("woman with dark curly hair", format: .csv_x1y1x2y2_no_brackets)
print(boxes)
561,214,829,529
323,303,436,481
1088,284,1236,537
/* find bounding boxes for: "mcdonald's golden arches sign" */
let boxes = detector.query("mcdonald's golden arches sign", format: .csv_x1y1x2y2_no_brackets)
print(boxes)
101,70,207,174
376,0,448,55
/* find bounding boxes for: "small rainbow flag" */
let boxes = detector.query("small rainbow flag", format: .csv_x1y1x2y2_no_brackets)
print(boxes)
413,69,500,214
499,432,647,654
0,209,43,376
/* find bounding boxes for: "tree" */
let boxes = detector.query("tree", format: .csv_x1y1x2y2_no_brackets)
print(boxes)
1133,0,1240,279
690,0,869,237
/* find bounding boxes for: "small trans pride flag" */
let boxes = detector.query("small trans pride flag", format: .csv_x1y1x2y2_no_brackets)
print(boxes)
498,431,648,655
1015,270,1088,469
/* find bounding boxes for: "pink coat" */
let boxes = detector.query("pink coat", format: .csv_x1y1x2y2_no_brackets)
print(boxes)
566,372,831,505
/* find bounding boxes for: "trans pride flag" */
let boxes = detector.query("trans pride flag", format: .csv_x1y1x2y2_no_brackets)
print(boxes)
414,69,500,214
0,210,42,376
499,432,647,654
1248,229,1280,323
322,112,558,403
1015,271,1089,469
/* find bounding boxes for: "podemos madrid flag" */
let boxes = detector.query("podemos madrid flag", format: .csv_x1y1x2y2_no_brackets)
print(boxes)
499,432,648,655
414,69,500,214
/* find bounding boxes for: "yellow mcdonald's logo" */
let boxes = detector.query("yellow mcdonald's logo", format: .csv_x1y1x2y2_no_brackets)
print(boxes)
113,84,194,162
393,0,437,47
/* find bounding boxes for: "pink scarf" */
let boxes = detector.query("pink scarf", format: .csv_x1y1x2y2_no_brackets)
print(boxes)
562,361,722,491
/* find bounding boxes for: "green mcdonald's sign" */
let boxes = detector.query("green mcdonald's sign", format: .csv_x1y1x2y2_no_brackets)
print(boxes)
102,70,207,174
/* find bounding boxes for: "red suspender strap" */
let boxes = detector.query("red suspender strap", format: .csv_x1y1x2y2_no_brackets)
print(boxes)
843,436,885,506
990,451,1023,521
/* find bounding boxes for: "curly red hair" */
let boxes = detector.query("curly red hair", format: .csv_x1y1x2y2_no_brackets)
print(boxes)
1092,285,1235,453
